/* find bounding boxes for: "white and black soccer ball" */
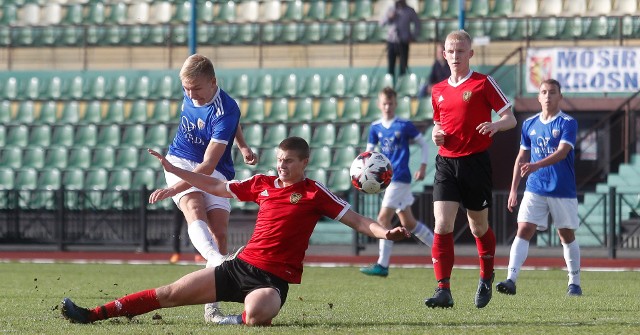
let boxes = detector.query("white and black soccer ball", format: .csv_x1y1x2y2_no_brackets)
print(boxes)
349,151,393,194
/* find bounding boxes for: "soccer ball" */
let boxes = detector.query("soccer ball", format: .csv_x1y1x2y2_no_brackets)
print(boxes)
350,151,393,194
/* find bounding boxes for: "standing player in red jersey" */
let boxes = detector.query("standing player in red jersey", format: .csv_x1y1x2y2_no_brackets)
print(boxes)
424,30,517,309
60,137,410,326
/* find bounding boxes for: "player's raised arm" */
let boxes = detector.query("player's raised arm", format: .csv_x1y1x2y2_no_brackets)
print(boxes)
339,209,410,241
147,149,232,203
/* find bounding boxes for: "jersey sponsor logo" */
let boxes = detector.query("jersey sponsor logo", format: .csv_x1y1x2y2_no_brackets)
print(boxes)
290,193,302,204
462,90,472,102
197,118,205,130
552,129,560,138
260,189,269,197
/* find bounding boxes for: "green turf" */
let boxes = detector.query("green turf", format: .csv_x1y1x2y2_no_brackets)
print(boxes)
1,262,639,334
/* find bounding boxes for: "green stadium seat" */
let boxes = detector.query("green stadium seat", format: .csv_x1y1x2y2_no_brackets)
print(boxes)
290,98,313,123
371,73,394,95
235,24,259,45
45,146,68,169
38,26,61,47
216,1,236,22
308,145,331,168
584,16,617,39
395,73,419,97
0,4,18,25
415,98,434,121
36,101,57,125
89,75,109,99
327,168,351,193
341,97,363,122
421,0,443,18
104,100,125,124
352,0,373,20
1,76,18,100
349,74,371,97
128,100,149,124
144,124,169,147
559,17,585,40
491,0,514,16
170,25,188,45
60,26,83,46
465,19,488,39
311,124,336,147
396,96,412,119
265,98,289,122
11,27,36,47
25,77,42,100
84,168,108,209
351,21,371,43
243,98,265,123
197,0,215,23
172,0,191,23
82,101,103,124
418,20,437,42
126,26,149,46
534,18,560,40
305,168,328,185
68,75,85,100
488,18,511,40
363,97,380,122
107,2,128,25
96,125,121,147
155,74,179,99
148,25,169,46
87,1,106,24
315,97,338,122
288,123,311,143
280,22,303,44
275,73,298,98
257,147,278,173
111,76,129,99
62,168,84,190
324,73,347,97
15,167,38,208
261,124,288,148
33,167,62,209
242,123,263,148
21,147,45,169
6,125,28,147
60,101,80,124
300,73,322,97
138,147,163,169
121,124,145,147
16,101,36,124
230,74,250,98
305,0,326,20
62,3,83,25
0,100,10,124
469,0,490,17
328,0,349,20
133,76,152,99
132,167,157,191
281,0,303,21
0,167,14,190
115,146,139,169
335,123,361,147
74,124,98,148
331,145,357,170
51,125,73,147
0,147,22,169
437,20,460,40
29,125,51,147
0,27,9,47
250,74,274,98
91,146,115,169
150,99,173,123
260,23,279,44
442,0,461,18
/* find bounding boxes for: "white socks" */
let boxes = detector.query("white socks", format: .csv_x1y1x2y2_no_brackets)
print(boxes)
187,220,223,265
377,239,394,268
506,236,530,283
411,221,434,247
563,240,581,286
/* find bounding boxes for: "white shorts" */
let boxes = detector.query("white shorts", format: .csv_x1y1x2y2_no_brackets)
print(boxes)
517,191,579,231
164,154,231,213
381,182,415,213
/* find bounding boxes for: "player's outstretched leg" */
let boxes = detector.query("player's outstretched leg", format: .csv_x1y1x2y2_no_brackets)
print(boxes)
496,279,517,295
424,288,454,308
474,272,494,308
61,298,92,324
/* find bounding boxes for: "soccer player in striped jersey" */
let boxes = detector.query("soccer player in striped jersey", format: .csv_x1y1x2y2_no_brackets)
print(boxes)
61,137,410,326
425,30,517,309
360,87,434,277
496,79,582,297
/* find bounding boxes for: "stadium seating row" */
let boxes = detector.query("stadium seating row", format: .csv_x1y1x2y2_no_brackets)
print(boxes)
0,70,428,102
3,16,639,48
2,0,639,27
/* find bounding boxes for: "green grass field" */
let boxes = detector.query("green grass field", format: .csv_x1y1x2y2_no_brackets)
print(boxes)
1,262,638,335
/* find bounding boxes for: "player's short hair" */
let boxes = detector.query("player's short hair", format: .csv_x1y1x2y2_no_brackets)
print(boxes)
541,79,562,94
180,54,216,82
445,30,472,46
379,86,397,100
279,137,310,160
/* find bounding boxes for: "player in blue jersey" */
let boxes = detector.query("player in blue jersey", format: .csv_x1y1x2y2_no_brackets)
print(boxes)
496,79,582,297
360,87,434,277
159,54,257,322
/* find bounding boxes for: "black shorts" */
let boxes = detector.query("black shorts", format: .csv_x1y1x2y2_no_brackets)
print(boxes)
214,257,289,307
433,151,492,211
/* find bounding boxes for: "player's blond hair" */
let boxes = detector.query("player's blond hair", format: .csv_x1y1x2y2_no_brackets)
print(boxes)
180,54,216,82
445,30,472,46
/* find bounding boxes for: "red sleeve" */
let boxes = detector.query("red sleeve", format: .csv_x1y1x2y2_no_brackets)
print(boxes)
483,75,511,115
314,181,350,220
227,175,262,202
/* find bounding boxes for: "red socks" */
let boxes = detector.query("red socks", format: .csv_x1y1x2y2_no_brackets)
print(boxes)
431,232,454,289
475,227,496,281
90,289,161,322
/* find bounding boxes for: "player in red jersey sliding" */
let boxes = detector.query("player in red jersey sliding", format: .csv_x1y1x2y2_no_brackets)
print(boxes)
61,137,410,326
424,30,517,309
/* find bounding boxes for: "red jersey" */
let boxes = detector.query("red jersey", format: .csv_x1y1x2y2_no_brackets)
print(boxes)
431,71,511,158
227,174,350,284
